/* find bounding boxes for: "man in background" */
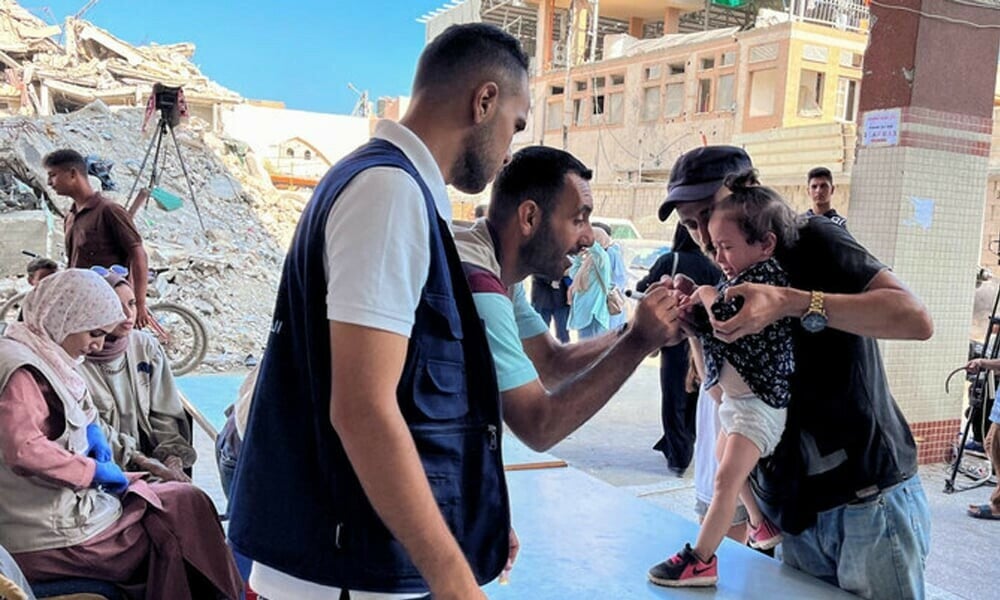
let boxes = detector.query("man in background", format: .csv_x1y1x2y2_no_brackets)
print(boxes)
44,149,149,326
530,273,571,343
804,166,846,228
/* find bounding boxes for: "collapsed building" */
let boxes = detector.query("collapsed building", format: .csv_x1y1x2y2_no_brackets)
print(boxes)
0,0,240,125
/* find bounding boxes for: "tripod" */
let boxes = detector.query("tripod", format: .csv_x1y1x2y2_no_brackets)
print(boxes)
944,279,999,493
126,113,205,230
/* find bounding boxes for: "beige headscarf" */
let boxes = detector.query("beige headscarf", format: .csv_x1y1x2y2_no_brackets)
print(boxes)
4,269,125,403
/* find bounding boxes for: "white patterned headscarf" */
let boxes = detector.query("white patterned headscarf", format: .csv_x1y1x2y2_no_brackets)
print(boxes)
5,269,125,403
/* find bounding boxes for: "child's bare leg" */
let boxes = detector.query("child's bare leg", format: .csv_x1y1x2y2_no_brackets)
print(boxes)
698,515,748,544
704,429,750,544
693,432,762,561
727,522,748,544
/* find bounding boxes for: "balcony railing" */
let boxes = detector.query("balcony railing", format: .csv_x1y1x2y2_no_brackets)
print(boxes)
787,0,871,32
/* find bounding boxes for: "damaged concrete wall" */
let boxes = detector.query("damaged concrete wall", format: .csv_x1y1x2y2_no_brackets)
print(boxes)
0,209,48,276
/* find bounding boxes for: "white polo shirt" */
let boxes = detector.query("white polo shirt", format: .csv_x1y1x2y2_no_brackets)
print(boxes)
250,119,451,600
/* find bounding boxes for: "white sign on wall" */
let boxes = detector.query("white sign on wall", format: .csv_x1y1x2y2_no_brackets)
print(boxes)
862,108,901,147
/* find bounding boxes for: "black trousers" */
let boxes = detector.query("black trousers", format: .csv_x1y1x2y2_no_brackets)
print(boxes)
653,342,696,472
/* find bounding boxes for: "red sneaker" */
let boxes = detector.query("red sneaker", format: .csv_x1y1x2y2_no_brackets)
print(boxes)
648,543,718,587
748,517,784,550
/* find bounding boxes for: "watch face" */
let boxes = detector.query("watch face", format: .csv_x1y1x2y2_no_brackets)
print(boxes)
802,312,827,333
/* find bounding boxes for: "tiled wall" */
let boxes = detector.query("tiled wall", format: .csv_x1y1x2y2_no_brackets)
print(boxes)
911,418,962,464
851,107,992,463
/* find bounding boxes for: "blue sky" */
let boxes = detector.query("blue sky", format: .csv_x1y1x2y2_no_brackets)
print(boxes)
33,1,449,114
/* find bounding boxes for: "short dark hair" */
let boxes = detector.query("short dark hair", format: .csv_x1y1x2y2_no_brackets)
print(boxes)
714,169,802,251
26,257,57,277
413,24,529,98
807,166,833,184
42,149,87,174
592,222,612,236
489,146,592,226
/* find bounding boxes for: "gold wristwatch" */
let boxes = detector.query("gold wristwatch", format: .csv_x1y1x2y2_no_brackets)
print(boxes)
800,290,828,333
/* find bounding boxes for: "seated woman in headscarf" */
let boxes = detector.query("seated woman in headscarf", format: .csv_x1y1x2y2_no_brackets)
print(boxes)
80,273,195,483
0,269,242,600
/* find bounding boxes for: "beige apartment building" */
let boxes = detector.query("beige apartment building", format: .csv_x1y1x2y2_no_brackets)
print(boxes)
424,0,871,233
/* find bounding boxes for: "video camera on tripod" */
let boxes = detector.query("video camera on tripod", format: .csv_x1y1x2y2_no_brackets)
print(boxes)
151,83,185,128
126,83,203,229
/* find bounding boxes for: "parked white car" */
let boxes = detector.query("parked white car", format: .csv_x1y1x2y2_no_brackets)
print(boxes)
591,216,643,241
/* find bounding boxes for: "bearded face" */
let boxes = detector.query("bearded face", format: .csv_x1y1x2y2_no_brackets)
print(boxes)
452,120,500,194
520,212,575,280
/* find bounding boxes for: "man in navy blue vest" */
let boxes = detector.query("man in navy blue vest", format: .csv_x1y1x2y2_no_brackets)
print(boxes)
228,24,533,599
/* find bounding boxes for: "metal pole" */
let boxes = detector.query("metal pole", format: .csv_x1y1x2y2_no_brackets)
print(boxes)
125,125,161,211
589,0,600,62
562,5,575,150
167,123,206,230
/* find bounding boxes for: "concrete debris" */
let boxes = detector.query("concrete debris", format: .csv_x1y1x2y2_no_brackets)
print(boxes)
0,169,37,211
0,101,301,371
0,2,61,55
0,1,240,120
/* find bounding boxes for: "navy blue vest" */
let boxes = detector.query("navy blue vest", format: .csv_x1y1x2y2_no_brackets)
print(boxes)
228,139,509,593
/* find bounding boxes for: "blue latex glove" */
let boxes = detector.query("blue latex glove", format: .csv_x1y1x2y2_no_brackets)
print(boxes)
85,423,113,463
92,461,129,496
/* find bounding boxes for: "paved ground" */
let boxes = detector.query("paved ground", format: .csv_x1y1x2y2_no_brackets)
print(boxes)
189,363,999,600
545,363,999,600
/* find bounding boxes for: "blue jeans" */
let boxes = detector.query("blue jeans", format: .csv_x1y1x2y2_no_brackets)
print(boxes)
536,305,570,343
781,475,930,599
215,413,241,503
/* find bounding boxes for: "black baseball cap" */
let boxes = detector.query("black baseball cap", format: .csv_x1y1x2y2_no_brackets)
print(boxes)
658,145,753,221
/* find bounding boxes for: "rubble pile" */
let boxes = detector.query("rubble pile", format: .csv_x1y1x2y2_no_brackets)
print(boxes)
0,101,303,371
0,1,240,116
0,1,314,371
